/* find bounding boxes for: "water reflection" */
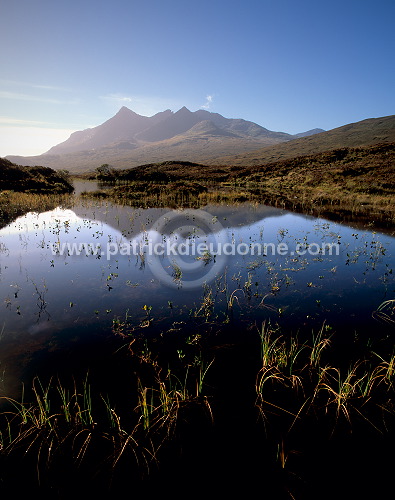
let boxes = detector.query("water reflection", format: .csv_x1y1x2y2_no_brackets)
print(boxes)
0,197,394,396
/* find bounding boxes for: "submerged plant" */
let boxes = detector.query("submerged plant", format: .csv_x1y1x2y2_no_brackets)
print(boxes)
372,299,395,326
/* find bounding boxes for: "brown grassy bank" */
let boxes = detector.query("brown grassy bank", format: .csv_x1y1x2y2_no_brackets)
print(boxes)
80,142,395,229
240,142,395,228
0,191,73,229
0,158,74,228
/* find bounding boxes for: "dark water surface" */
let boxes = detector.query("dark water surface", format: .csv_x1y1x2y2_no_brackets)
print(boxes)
1,187,394,397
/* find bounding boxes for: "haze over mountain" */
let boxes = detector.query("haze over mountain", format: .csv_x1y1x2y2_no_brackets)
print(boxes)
45,106,294,154
5,107,323,172
5,108,394,175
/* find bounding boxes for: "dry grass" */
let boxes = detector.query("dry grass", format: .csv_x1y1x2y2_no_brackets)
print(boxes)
78,142,395,228
0,191,73,229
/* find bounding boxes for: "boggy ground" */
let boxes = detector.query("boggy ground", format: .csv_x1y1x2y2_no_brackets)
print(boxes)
80,142,395,231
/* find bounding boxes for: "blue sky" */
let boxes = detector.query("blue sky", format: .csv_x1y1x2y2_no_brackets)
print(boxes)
1,0,394,156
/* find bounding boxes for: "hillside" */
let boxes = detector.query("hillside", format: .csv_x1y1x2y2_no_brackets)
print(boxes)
0,158,74,193
213,115,395,166
86,142,395,229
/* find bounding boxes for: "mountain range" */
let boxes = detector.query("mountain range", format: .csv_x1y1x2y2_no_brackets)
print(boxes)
6,107,324,172
5,107,395,173
45,106,303,154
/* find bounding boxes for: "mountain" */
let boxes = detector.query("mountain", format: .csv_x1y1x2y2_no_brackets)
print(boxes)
293,128,325,138
5,107,311,172
213,114,395,166
45,107,173,154
10,107,392,174
7,107,395,173
46,106,294,152
135,106,203,142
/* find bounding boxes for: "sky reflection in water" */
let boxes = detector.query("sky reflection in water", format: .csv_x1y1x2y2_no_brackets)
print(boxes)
0,199,394,393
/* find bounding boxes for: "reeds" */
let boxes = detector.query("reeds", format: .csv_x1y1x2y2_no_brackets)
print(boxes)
0,190,73,229
372,299,395,326
255,320,395,436
0,337,215,489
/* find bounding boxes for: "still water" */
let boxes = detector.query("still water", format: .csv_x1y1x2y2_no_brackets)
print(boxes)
1,189,394,395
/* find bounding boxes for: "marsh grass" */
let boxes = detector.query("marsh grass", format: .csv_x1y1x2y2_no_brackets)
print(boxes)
80,177,395,229
254,321,395,440
0,375,154,486
0,191,73,229
0,332,215,491
78,142,395,229
1,312,394,496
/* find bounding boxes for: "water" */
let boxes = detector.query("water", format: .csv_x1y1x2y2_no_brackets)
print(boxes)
1,187,394,396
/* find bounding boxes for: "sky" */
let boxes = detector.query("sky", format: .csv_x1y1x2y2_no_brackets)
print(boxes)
1,0,394,157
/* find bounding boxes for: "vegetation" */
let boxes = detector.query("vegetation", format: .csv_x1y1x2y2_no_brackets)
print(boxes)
79,142,395,229
1,297,394,497
0,158,74,229
0,158,73,193
240,142,395,228
0,191,73,229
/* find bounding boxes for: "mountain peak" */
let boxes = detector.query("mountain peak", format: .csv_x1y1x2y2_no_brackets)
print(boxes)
176,106,192,114
115,106,139,116
33,105,320,161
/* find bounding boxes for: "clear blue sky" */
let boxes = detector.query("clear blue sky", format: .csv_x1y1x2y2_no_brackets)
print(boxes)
1,0,394,156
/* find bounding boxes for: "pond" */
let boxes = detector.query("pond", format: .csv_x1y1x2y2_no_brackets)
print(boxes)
0,182,394,397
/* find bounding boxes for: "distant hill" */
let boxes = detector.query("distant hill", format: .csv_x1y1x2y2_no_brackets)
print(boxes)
5,107,321,172
292,128,325,138
46,106,294,152
214,115,395,165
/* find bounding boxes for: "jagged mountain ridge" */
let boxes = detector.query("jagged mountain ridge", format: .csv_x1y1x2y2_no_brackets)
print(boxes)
45,107,174,154
44,106,294,155
4,107,326,172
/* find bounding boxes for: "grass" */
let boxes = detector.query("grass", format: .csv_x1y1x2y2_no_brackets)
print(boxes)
1,295,394,497
0,190,73,229
238,143,395,228
0,158,74,229
77,142,395,230
255,320,395,439
0,338,215,492
372,299,395,326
